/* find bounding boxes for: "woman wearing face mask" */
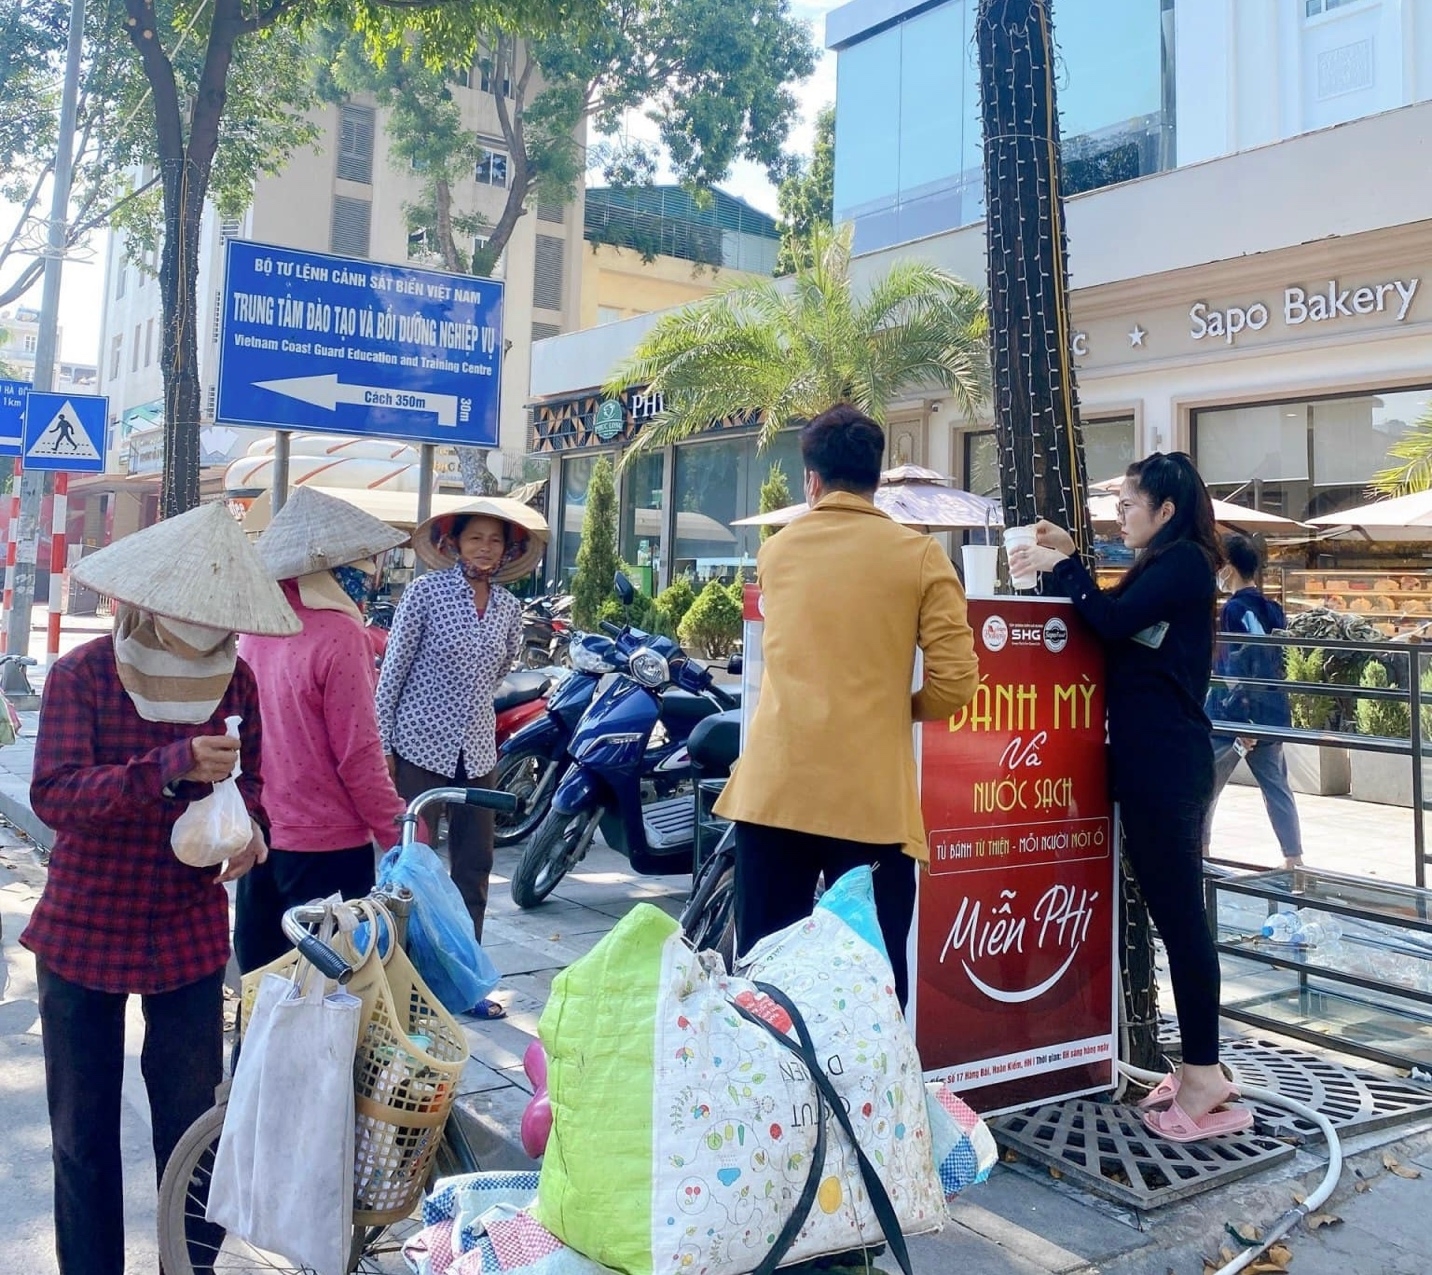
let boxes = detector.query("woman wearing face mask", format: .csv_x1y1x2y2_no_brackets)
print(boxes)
376,498,549,1018
21,503,298,1275
234,486,410,974
1008,453,1246,1144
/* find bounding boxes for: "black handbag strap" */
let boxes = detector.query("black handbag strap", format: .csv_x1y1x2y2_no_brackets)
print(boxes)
729,983,916,1275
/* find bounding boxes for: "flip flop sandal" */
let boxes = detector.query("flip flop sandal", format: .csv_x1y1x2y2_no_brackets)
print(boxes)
1141,1097,1253,1144
469,998,508,1021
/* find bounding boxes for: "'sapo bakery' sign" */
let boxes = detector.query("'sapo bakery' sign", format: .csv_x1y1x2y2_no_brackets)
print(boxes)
915,597,1116,1115
1190,275,1419,345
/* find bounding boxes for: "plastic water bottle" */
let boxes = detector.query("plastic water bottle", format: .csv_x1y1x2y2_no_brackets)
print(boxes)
1261,913,1297,943
1292,909,1343,948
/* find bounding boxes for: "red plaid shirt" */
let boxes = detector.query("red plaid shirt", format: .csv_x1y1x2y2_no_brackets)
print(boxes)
21,636,267,993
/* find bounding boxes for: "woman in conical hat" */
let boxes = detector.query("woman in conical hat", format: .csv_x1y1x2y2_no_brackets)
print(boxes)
376,497,549,1019
20,502,298,1274
235,485,410,973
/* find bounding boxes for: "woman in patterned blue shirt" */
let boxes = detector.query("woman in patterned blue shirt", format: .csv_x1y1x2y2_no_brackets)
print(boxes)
377,498,548,1018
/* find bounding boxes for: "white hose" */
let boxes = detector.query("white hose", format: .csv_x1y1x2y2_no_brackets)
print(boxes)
1119,1062,1344,1275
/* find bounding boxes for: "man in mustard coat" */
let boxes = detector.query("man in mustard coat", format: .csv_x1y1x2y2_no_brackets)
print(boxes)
715,404,980,1006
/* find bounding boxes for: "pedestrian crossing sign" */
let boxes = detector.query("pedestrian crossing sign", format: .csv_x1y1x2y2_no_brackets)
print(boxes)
22,390,108,473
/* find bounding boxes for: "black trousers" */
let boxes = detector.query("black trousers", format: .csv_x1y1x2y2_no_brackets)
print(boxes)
394,752,496,942
233,844,377,975
36,960,224,1275
733,822,917,1009
1120,788,1222,1066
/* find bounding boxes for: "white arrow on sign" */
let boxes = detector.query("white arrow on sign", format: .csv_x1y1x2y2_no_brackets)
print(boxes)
254,375,459,427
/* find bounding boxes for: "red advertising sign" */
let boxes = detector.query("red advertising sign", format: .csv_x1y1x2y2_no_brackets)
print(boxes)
914,597,1117,1115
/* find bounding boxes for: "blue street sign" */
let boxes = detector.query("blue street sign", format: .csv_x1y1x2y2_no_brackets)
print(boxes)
216,241,504,448
22,390,108,472
0,380,30,457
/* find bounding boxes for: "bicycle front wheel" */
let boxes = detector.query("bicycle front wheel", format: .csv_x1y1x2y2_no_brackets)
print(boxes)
156,1100,422,1273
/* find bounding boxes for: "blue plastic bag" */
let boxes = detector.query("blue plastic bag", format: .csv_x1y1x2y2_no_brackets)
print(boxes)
377,841,501,1014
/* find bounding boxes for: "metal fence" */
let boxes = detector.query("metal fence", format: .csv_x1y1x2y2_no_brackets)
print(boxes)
1203,629,1432,1070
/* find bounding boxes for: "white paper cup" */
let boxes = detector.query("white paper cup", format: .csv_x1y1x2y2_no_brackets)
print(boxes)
1003,525,1039,590
961,545,1001,598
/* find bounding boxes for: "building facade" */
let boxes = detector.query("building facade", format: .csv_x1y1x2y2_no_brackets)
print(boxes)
528,46,1432,603
0,306,97,395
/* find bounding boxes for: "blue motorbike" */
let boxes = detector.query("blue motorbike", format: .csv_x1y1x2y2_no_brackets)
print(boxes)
509,577,738,909
491,632,619,846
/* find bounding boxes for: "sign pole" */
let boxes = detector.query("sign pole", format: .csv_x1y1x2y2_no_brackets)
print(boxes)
4,0,83,697
271,430,291,515
414,444,434,577
45,471,68,663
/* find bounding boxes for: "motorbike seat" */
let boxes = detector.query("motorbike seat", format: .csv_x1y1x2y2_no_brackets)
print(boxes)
658,689,719,738
494,670,551,713
687,709,741,778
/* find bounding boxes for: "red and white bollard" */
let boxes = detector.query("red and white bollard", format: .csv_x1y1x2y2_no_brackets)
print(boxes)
46,471,67,663
0,460,22,655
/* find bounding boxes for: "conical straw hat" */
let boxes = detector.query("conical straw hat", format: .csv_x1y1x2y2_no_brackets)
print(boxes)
413,497,549,584
257,485,408,580
73,503,301,636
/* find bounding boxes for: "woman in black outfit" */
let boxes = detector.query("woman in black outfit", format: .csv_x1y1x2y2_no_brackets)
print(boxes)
1008,453,1250,1143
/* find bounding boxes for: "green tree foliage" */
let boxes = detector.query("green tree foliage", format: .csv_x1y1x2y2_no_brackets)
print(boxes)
328,0,815,280
654,574,697,635
774,103,832,276
757,462,792,541
7,0,578,516
571,455,618,629
1356,661,1410,739
678,578,742,658
609,223,988,457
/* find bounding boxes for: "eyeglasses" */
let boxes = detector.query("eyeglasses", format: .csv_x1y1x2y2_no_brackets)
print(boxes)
1115,500,1148,519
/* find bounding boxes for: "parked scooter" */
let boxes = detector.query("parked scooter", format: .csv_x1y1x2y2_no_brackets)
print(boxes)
519,592,574,669
490,631,619,846
494,669,554,750
510,573,738,909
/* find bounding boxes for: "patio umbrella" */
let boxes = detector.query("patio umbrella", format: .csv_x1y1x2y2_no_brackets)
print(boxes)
1306,491,1432,542
1088,476,1310,536
733,466,1004,533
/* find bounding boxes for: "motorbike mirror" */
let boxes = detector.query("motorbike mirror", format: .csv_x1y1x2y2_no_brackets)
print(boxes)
613,571,636,606
727,654,743,675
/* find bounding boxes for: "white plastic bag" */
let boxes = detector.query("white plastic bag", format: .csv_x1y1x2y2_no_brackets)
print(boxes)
207,948,361,1275
171,715,251,867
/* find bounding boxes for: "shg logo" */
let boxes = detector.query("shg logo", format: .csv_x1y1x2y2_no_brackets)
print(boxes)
1043,617,1069,654
982,615,1009,652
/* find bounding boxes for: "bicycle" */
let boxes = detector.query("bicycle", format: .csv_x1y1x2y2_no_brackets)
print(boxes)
156,784,516,1275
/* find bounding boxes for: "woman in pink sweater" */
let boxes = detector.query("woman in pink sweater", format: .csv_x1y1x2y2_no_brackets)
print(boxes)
234,487,409,973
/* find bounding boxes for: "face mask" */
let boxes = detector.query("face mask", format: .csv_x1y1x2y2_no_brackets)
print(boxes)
332,564,373,606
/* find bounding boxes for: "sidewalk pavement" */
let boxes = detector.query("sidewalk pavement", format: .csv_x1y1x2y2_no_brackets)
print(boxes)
3,621,1432,1270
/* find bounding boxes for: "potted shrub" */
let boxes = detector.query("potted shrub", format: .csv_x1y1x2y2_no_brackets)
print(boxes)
1350,660,1432,807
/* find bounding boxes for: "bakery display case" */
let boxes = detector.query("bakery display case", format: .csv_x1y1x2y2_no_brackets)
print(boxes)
1281,569,1432,636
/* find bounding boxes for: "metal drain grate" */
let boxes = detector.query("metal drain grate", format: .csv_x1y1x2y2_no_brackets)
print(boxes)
992,1099,1294,1209
1222,1037,1432,1145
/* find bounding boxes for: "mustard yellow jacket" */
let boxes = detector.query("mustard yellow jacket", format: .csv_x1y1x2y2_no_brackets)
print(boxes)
714,491,980,860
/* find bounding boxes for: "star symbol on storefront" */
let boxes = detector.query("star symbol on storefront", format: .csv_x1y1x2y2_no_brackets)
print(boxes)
1129,324,1147,348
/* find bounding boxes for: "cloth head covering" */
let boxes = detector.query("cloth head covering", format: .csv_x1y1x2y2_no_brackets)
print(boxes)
412,497,549,583
73,503,301,637
256,485,408,581
112,604,239,723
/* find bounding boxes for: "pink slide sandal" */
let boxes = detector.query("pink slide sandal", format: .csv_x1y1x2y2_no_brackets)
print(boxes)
1141,1097,1254,1143
1136,1074,1242,1113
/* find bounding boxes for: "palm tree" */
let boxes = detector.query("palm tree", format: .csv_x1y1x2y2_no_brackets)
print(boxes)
604,223,989,454
1373,404,1432,497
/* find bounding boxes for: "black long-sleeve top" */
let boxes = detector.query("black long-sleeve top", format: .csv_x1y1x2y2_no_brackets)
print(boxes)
1050,541,1216,799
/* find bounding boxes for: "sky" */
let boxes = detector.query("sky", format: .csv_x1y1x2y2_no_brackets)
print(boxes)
0,2,837,371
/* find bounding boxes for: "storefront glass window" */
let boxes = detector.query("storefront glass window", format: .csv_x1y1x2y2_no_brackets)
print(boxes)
557,453,600,585
620,448,665,595
672,432,802,584
833,0,1174,254
1193,387,1430,521
964,431,999,498
1083,416,1138,484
